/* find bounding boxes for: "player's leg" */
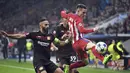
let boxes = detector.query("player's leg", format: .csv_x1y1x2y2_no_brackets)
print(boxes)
70,57,89,70
91,57,98,68
59,53,79,73
54,68,64,73
58,62,64,70
3,47,6,59
23,47,26,62
84,39,112,64
69,54,79,73
63,56,79,73
34,65,47,73
70,50,89,70
69,39,90,70
59,57,70,73
18,48,22,63
45,61,64,73
71,69,79,73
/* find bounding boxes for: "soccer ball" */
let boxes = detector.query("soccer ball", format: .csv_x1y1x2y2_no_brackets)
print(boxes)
95,42,107,54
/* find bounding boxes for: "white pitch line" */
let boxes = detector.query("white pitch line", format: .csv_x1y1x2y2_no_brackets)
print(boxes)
0,64,34,71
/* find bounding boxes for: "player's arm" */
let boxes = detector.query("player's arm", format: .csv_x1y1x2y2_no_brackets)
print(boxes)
77,23,98,34
50,43,58,51
54,38,69,46
61,10,68,18
0,30,26,39
53,26,69,46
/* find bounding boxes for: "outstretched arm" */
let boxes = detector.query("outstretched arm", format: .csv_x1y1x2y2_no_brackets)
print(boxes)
77,23,98,34
0,30,26,39
61,10,68,18
54,38,69,46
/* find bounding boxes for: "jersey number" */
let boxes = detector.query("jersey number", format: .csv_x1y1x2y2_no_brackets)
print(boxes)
70,56,77,62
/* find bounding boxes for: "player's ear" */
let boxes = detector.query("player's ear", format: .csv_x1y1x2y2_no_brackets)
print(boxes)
39,22,43,26
76,8,80,12
39,22,41,27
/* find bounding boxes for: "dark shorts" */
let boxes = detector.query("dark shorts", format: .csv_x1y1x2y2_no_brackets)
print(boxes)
73,38,91,60
33,60,58,73
56,53,78,65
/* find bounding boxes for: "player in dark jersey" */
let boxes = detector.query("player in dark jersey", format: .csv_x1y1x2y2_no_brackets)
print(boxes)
0,17,64,73
54,18,79,73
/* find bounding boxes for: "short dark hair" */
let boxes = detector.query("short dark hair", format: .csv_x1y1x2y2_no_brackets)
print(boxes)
76,4,87,9
39,17,47,22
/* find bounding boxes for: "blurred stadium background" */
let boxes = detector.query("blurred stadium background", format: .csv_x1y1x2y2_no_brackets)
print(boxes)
0,0,130,73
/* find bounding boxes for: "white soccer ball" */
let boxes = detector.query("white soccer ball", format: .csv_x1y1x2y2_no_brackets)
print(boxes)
95,42,107,54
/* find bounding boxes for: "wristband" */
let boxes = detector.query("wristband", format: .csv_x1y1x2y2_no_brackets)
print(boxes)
54,38,60,43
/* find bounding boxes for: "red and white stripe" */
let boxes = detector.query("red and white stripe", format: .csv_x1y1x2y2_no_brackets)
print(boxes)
68,17,83,44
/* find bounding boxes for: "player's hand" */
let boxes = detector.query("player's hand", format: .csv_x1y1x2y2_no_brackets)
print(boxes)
93,27,99,31
61,34,68,39
0,30,8,36
61,31,71,39
50,47,58,51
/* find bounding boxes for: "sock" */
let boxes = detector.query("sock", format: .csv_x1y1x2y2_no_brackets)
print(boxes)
70,61,86,70
91,46,104,61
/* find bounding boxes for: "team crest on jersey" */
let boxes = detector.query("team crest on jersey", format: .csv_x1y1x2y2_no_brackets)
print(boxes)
47,36,51,40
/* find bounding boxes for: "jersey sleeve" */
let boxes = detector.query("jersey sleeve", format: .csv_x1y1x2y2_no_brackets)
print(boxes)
61,10,68,18
25,32,33,39
51,34,55,42
55,26,61,38
77,22,94,34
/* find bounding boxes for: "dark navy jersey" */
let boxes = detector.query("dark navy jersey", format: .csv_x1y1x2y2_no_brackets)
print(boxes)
54,24,76,57
26,31,54,64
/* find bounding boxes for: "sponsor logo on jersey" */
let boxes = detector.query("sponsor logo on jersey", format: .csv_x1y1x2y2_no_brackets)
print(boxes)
38,41,49,46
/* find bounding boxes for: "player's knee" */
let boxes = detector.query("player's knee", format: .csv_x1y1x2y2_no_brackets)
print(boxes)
41,70,47,73
37,66,46,73
54,68,64,73
86,42,95,50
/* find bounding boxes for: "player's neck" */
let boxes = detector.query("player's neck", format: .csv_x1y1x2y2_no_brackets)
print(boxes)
75,12,82,18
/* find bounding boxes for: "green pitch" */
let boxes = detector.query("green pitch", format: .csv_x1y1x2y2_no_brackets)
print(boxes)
0,59,129,73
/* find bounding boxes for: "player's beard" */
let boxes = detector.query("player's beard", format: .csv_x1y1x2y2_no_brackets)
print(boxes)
42,27,48,34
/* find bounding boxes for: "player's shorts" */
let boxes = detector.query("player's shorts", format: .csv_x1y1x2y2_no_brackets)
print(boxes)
56,53,78,65
72,38,91,60
33,60,58,73
60,56,71,65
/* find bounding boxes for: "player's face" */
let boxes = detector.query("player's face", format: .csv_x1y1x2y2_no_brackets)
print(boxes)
40,20,49,32
80,8,87,19
78,8,87,19
62,18,68,27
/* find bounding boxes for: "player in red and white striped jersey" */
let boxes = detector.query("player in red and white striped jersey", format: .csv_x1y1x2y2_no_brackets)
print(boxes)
61,4,112,70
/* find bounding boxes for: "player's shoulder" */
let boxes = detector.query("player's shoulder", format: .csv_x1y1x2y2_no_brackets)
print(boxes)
69,13,82,21
30,31,39,34
27,31,40,35
68,13,76,17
